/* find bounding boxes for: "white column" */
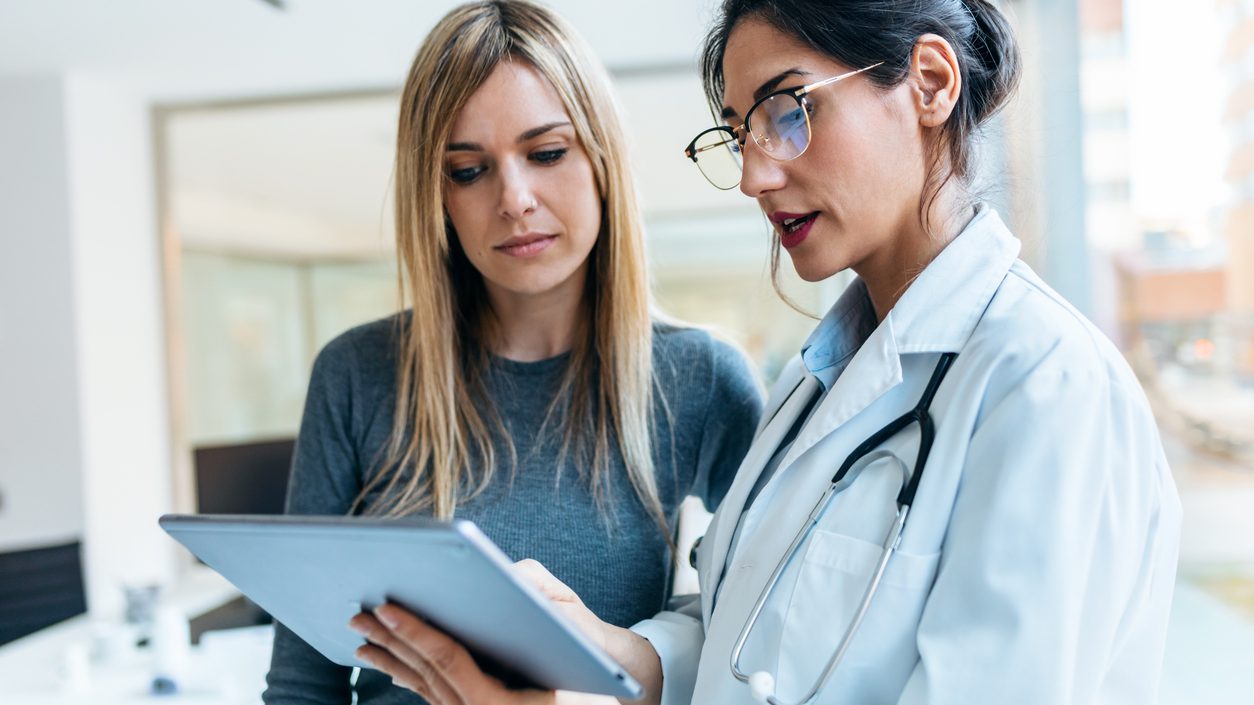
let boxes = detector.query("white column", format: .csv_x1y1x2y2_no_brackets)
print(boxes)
63,73,176,618
0,75,86,553
1031,0,1093,314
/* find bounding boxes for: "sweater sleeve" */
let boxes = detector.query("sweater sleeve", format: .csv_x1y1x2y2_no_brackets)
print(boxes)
262,336,364,705
690,337,765,511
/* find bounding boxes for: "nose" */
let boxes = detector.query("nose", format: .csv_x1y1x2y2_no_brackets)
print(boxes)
738,138,786,199
498,160,538,220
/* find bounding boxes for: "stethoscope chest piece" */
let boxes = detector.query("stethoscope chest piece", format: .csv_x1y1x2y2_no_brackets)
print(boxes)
749,670,776,703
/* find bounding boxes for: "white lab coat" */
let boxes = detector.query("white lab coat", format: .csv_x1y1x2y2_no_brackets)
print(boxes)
632,208,1181,705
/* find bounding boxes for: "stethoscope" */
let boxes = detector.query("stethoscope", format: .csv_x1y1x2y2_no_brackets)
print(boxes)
729,352,958,705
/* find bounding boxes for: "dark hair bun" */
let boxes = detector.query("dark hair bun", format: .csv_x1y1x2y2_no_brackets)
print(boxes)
962,0,1022,124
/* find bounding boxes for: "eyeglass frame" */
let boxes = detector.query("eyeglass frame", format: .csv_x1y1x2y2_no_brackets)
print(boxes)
683,62,885,186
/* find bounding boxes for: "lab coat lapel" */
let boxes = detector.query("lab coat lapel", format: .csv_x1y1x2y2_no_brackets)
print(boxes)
700,365,819,627
767,207,1019,473
778,319,903,471
765,210,1019,486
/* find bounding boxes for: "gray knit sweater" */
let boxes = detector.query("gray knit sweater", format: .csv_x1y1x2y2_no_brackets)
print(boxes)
262,315,764,704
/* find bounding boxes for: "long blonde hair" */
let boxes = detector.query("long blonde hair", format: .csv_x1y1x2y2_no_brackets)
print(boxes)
353,0,666,538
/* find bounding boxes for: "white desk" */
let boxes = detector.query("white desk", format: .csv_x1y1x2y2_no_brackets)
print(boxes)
0,569,272,704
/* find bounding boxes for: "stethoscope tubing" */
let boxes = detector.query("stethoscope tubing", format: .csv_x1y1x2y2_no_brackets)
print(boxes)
728,352,958,705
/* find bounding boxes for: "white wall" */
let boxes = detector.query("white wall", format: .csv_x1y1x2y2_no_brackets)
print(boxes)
0,72,175,618
0,74,86,552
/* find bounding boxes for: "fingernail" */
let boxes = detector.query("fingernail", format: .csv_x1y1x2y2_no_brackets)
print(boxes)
355,647,375,666
374,605,400,629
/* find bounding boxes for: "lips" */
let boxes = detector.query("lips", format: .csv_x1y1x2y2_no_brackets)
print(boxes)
769,211,819,249
495,233,558,258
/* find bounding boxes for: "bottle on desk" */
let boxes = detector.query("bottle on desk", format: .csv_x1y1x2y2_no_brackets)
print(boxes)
150,605,191,694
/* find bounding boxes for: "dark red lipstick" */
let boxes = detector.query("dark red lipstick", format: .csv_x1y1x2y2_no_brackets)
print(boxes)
769,211,819,249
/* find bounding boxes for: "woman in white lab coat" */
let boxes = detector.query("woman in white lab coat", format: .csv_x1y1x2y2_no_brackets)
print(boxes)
347,1,1183,703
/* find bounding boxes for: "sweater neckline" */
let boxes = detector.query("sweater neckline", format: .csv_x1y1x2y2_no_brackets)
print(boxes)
488,349,572,377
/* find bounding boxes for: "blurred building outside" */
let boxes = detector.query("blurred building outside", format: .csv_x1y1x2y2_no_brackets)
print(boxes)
1083,0,1254,625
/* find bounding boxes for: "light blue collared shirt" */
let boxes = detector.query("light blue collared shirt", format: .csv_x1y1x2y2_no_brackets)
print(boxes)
800,277,879,391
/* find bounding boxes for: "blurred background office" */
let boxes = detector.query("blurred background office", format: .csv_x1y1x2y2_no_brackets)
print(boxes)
0,0,1252,702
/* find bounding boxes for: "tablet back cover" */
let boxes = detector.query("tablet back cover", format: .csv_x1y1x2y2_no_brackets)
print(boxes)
159,514,641,699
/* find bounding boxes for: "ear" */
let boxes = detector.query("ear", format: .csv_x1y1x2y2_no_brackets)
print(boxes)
909,33,962,128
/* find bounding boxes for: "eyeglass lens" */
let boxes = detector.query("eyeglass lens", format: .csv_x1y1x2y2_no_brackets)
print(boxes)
691,94,811,189
692,129,743,191
751,94,810,160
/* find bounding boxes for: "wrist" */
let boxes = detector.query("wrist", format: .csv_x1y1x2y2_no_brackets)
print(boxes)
603,624,636,664
605,626,662,705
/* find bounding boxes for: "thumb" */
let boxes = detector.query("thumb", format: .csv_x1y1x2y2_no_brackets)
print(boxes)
511,559,582,605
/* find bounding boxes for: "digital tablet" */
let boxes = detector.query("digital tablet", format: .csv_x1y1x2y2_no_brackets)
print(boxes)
159,514,643,699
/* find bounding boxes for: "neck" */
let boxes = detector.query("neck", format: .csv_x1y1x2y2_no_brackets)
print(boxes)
482,264,587,362
857,189,975,322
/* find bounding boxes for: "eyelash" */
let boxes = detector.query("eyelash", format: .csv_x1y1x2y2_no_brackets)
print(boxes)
447,148,569,185
532,147,567,164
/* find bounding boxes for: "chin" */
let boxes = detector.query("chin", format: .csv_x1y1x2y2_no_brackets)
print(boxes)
786,250,841,283
481,252,591,303
492,271,576,298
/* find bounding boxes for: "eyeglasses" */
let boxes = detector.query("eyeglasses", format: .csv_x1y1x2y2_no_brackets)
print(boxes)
683,63,884,190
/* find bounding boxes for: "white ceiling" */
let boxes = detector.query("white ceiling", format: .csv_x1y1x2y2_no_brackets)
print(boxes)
0,0,720,102
1,0,761,259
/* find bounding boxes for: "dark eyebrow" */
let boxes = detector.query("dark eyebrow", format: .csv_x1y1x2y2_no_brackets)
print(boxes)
720,68,812,119
447,121,572,152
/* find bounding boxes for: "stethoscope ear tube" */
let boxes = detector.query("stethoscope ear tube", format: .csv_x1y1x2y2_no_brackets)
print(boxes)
830,352,957,503
898,352,957,507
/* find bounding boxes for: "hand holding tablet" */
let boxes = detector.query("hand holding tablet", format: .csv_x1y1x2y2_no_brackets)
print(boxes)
349,582,624,705
159,514,643,699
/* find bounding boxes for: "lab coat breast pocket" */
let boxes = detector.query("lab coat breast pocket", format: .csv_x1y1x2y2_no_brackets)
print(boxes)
776,526,940,704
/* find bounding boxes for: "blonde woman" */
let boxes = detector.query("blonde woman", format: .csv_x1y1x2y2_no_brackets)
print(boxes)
261,1,763,704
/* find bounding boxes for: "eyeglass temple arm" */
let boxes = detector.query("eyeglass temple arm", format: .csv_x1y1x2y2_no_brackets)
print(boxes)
687,63,883,160
799,62,886,96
